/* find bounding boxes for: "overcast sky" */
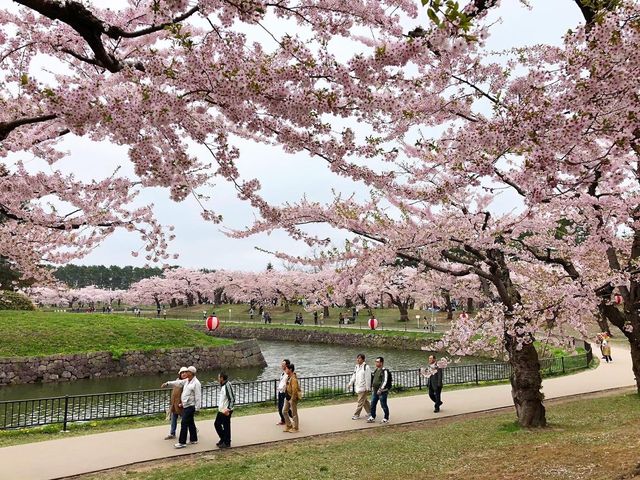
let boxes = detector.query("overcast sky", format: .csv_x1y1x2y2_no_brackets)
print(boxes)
19,0,583,272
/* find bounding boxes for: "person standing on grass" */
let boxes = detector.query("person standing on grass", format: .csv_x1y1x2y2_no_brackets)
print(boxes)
277,359,292,425
421,355,444,413
164,366,188,440
283,363,301,433
162,365,202,449
347,353,371,420
214,372,235,449
367,357,391,424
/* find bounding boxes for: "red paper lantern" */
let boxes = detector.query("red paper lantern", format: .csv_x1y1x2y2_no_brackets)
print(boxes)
614,294,623,305
206,315,220,331
368,317,378,330
459,312,469,321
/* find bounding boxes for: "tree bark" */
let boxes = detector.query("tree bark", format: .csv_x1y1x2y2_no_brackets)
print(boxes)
629,339,640,392
466,297,474,314
323,305,330,318
507,339,546,427
397,301,409,322
442,290,453,320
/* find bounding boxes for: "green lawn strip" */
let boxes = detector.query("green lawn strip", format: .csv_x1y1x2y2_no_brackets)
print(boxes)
200,320,443,341
0,311,233,358
91,392,640,480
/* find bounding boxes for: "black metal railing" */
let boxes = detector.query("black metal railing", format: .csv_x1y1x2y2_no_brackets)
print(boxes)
0,354,590,430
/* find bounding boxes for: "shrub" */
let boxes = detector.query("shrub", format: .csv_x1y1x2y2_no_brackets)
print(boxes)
0,291,35,311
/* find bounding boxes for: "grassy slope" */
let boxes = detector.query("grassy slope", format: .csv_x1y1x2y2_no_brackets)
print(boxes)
0,311,232,358
92,392,640,480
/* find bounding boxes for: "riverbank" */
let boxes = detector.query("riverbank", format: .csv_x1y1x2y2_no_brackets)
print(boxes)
0,312,266,385
202,323,441,350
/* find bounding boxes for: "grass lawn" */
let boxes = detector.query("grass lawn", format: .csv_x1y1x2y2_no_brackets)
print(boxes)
0,311,233,358
89,391,640,480
163,303,453,329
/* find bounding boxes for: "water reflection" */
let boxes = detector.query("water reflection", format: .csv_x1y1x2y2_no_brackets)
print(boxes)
0,340,484,401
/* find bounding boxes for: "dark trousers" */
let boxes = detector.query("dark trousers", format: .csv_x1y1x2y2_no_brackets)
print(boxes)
370,390,389,420
214,411,232,445
178,406,197,444
429,385,443,407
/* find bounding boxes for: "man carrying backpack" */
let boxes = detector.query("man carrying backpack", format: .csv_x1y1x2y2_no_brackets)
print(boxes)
367,356,391,424
347,353,371,420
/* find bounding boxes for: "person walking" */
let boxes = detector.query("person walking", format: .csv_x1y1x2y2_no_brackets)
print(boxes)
164,366,187,440
276,359,291,425
367,357,391,424
347,353,371,420
283,363,301,433
602,336,613,363
162,365,202,449
214,372,235,449
422,355,444,413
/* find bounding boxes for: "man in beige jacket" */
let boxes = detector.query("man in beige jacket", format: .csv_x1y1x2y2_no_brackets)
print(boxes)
347,353,372,420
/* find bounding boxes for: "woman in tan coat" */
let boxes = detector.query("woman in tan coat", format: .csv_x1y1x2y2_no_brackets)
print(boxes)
283,363,301,433
164,367,187,439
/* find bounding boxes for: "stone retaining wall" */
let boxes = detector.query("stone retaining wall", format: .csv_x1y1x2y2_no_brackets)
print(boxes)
204,326,430,351
0,340,265,385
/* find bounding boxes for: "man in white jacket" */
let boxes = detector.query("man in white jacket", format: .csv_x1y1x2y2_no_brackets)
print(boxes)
162,365,202,449
347,353,371,420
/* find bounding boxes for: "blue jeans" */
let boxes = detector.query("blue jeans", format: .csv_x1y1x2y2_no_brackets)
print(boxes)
370,390,389,420
170,412,180,435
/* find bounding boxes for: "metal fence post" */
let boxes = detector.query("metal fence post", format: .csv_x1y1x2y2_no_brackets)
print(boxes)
418,369,422,390
62,396,69,432
561,357,565,374
475,364,479,385
273,380,278,407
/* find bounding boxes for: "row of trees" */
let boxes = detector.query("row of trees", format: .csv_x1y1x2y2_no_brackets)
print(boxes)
30,266,468,316
52,265,163,290
3,0,638,428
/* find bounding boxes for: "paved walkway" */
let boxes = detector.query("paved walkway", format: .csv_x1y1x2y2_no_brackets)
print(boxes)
0,347,635,480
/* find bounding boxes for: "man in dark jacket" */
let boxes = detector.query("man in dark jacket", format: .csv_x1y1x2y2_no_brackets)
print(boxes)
424,355,444,413
366,357,391,424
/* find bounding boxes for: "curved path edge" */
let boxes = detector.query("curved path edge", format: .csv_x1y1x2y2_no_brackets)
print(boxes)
0,346,635,480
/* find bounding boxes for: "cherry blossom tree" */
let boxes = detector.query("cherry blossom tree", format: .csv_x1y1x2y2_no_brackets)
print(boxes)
229,1,638,427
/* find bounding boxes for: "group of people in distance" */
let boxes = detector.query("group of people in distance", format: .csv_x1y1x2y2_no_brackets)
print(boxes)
161,366,235,449
160,352,444,451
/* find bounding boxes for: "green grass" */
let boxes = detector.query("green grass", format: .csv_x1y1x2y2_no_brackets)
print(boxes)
0,311,233,358
210,321,443,340
90,392,640,480
164,303,453,328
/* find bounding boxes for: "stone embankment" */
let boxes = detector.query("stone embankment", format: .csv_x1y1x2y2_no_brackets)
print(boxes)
204,326,431,351
0,340,265,385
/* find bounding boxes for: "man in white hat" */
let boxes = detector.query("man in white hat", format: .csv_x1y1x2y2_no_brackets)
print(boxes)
164,367,188,440
162,365,202,448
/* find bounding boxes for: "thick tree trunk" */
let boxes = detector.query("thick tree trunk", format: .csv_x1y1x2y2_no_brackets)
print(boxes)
630,339,640,393
466,297,474,314
442,291,453,320
214,288,224,305
508,340,546,427
283,299,290,313
323,305,330,318
186,292,194,307
397,302,409,322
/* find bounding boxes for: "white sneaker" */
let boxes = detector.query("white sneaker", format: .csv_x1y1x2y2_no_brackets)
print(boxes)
351,415,360,420
366,417,375,423
174,443,186,449
188,441,198,445
380,418,389,424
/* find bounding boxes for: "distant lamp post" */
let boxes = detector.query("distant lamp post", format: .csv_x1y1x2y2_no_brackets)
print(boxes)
368,317,378,330
206,315,220,331
228,308,232,322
